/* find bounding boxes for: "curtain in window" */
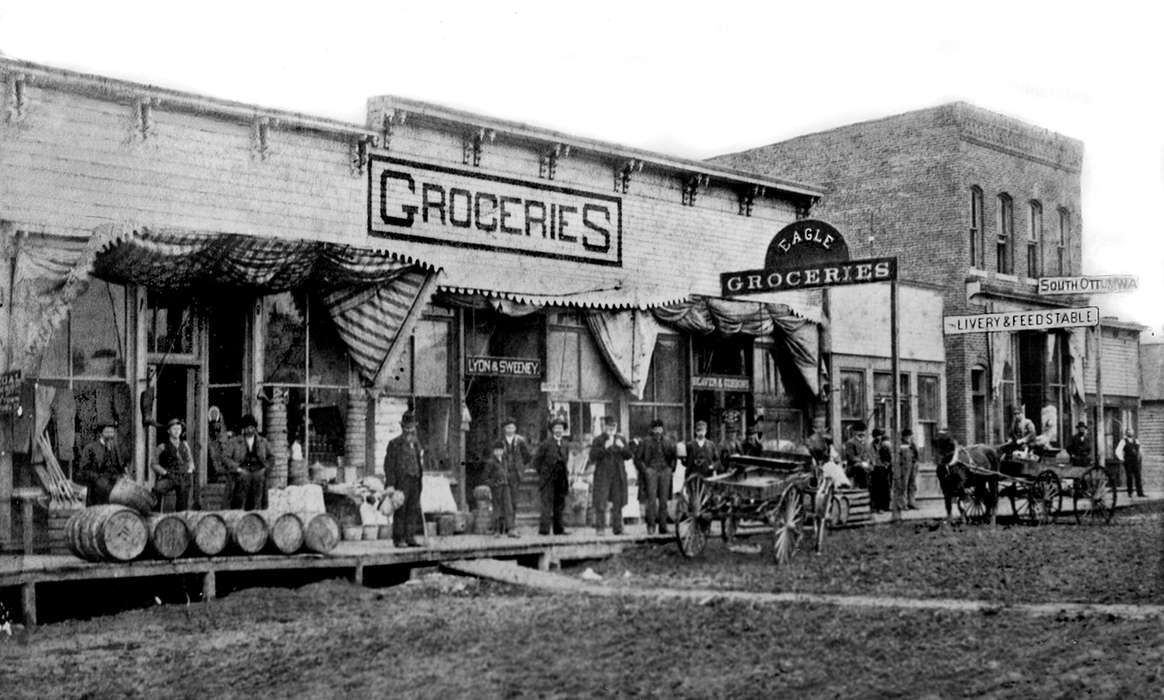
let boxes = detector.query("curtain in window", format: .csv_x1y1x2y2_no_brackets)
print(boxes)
89,225,441,390
990,331,1012,393
1068,327,1086,403
583,309,662,400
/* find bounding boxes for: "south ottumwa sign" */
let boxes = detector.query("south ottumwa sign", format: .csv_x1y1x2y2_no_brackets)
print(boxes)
943,306,1099,335
465,356,543,378
721,257,896,296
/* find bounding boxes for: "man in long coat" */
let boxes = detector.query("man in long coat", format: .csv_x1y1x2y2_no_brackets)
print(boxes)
635,418,678,534
78,421,127,506
221,414,274,510
383,410,425,547
589,415,633,535
532,417,570,536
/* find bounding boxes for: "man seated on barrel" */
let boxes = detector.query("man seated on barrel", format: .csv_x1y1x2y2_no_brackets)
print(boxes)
842,421,875,490
222,414,274,511
78,421,128,506
152,417,196,512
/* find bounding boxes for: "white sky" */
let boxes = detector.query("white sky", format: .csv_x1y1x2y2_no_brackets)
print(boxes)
2,1,1161,335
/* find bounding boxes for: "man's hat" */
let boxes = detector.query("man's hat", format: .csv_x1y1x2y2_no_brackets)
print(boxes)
694,420,708,430
549,417,568,429
852,421,867,432
725,425,739,434
649,418,665,429
1076,421,1088,429
745,424,758,435
400,411,417,427
501,417,517,428
872,428,885,438
165,417,185,430
901,428,912,438
239,414,258,429
602,415,618,426
491,439,506,450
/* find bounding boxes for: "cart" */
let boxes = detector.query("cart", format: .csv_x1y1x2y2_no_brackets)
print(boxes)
673,451,836,564
956,449,1117,525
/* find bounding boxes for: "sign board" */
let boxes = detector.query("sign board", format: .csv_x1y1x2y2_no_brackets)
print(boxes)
465,355,543,378
369,155,623,267
721,257,897,296
1037,275,1138,295
691,375,752,392
764,219,850,268
943,306,1099,335
0,369,21,414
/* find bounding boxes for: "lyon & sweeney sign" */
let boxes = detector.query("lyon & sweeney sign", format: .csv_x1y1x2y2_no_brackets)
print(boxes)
465,356,543,378
369,155,622,266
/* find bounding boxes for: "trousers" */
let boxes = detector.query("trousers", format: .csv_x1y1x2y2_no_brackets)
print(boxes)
642,466,673,530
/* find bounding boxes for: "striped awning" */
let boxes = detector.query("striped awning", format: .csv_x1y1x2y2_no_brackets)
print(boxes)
91,226,440,388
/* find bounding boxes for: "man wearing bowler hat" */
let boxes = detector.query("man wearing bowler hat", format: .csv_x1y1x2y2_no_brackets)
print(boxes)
589,415,633,535
1067,421,1091,467
151,417,196,512
222,414,274,511
78,420,127,506
635,418,678,535
383,410,426,547
532,417,571,536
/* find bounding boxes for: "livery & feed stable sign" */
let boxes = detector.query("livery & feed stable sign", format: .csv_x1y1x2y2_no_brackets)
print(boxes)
943,306,1099,335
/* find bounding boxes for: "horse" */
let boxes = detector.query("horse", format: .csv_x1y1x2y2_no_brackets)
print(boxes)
937,443,1002,522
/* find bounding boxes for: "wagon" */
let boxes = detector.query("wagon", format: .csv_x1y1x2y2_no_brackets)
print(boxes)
955,448,1117,525
673,451,836,564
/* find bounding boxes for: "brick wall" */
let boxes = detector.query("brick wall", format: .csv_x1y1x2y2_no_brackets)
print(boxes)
711,102,1084,442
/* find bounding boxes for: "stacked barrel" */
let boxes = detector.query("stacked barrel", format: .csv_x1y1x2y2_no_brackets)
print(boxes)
64,507,340,563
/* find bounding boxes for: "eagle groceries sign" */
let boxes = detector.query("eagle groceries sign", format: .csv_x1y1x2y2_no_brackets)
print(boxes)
1037,275,1138,295
369,155,622,266
943,306,1100,335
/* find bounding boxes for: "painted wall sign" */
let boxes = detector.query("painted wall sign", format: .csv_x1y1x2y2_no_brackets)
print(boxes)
0,369,21,414
368,155,623,266
691,375,752,392
1037,275,1138,295
465,355,544,378
942,306,1099,335
721,257,897,296
764,219,850,268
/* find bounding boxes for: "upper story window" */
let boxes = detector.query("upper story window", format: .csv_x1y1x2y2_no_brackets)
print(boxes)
970,186,984,267
997,193,1013,275
1057,207,1070,275
1027,200,1042,278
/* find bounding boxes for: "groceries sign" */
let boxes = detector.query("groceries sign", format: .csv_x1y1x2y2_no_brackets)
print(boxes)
369,155,622,266
721,219,896,296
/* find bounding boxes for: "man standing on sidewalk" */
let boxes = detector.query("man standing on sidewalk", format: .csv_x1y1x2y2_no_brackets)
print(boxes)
589,416,633,535
1115,428,1145,498
635,418,677,535
533,417,570,536
895,429,919,511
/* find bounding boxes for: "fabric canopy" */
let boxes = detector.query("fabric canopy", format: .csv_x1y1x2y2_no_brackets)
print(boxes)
90,226,441,388
584,309,663,400
651,297,822,396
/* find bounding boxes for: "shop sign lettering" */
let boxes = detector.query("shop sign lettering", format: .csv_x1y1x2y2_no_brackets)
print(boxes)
942,306,1099,335
764,219,851,268
1037,275,1138,295
0,369,21,414
721,257,897,296
691,375,752,391
369,155,622,266
465,356,543,378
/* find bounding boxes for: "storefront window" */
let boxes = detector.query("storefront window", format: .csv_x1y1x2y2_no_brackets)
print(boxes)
692,335,749,376
146,292,194,357
918,374,940,461
839,369,865,438
631,334,686,441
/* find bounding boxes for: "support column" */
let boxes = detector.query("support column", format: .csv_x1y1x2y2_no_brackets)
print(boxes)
353,561,365,586
267,388,289,488
22,581,36,627
202,569,216,601
344,388,367,476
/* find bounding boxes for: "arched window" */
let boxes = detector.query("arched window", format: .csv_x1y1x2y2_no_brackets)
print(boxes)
1057,207,1070,274
970,186,984,267
997,193,1013,274
1027,200,1042,278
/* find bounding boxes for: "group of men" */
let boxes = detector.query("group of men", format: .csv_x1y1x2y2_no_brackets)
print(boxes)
840,421,920,513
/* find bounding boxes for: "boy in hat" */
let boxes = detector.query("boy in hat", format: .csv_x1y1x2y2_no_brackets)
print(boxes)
383,410,426,547
741,424,764,456
152,417,196,512
589,415,633,535
222,414,274,511
532,417,571,535
486,439,522,537
78,420,128,506
1067,421,1091,467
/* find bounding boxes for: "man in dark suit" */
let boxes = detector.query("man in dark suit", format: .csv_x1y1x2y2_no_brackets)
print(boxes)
532,417,570,536
589,415,633,535
683,420,719,478
635,418,678,534
78,421,127,506
221,414,275,511
383,410,425,547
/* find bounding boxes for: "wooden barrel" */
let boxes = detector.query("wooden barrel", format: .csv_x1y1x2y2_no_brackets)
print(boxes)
262,511,305,554
184,511,229,557
297,512,340,554
65,505,149,562
147,513,191,559
109,477,155,514
222,510,270,554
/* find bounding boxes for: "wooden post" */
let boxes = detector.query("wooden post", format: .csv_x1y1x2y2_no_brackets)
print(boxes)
537,551,551,571
20,495,34,554
1095,325,1105,473
889,279,902,523
22,581,36,627
202,569,216,601
353,561,365,586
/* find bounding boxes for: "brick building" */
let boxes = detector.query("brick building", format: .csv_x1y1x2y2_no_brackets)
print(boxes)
713,103,1088,450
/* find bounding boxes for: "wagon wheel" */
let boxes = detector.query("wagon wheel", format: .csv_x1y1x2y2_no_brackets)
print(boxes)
1032,470,1062,524
1073,467,1117,525
813,477,836,554
675,477,710,557
771,484,806,565
956,484,989,524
